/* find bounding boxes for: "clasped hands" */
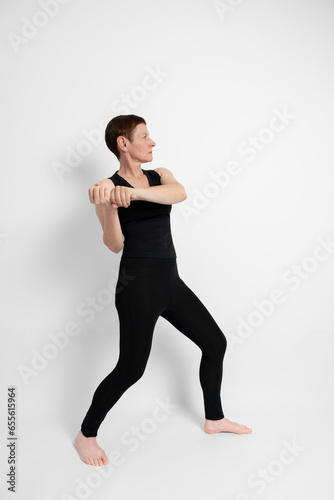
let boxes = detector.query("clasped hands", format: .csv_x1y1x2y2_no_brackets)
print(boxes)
88,182,136,210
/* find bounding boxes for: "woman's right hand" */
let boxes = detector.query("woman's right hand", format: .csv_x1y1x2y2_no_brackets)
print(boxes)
88,182,119,210
88,182,133,209
109,185,133,208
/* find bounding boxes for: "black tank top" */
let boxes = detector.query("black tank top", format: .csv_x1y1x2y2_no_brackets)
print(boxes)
108,169,177,259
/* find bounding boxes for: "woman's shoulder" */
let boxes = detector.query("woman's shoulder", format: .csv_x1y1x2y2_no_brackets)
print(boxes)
98,177,115,187
148,168,162,179
151,167,176,176
150,167,180,185
151,167,161,176
145,168,164,185
151,167,170,177
149,167,174,180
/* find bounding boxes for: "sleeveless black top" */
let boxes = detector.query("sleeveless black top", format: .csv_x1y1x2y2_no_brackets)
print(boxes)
108,169,177,259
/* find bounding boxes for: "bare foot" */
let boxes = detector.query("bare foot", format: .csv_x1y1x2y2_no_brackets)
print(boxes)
204,417,252,435
74,430,109,466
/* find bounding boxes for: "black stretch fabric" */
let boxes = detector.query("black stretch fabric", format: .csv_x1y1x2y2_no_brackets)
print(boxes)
80,168,228,438
81,258,227,438
108,169,177,258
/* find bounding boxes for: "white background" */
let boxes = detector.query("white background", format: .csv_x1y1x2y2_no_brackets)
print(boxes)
1,0,334,498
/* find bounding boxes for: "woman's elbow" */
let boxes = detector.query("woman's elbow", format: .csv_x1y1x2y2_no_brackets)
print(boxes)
112,245,124,254
179,188,187,202
107,243,124,254
103,236,123,253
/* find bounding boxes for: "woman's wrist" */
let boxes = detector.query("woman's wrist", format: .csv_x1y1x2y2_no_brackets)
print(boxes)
131,188,144,201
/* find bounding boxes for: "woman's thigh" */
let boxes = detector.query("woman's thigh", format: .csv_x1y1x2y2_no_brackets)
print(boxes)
161,268,227,356
115,258,171,366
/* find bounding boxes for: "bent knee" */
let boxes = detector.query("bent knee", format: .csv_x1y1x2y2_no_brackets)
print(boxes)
206,331,227,359
217,333,227,357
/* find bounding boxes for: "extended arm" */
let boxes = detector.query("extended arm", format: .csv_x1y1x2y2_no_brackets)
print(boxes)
132,167,187,204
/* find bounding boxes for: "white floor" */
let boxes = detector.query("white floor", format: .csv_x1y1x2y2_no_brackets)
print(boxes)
2,330,333,500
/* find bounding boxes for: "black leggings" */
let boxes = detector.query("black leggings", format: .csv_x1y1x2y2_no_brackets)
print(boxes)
81,257,227,437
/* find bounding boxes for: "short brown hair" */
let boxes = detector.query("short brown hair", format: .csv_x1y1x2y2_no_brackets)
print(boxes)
105,114,146,160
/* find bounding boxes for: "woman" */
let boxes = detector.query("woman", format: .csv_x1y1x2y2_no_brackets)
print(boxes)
74,114,252,467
